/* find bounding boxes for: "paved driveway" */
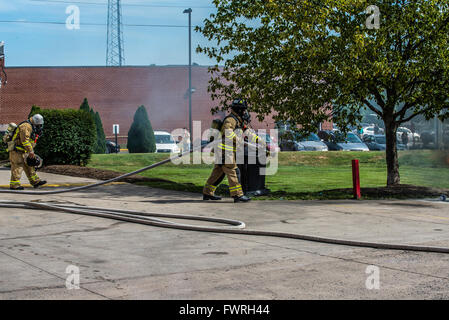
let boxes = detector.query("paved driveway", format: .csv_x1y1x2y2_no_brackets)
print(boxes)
0,169,448,299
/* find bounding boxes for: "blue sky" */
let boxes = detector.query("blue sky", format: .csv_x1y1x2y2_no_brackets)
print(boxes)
0,0,218,66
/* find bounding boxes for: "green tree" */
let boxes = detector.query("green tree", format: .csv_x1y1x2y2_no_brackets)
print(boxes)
94,111,106,154
28,105,42,119
197,0,449,185
80,98,90,113
127,105,156,153
79,98,106,154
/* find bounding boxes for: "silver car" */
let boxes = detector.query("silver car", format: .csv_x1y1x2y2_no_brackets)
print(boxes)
297,133,328,151
280,132,328,151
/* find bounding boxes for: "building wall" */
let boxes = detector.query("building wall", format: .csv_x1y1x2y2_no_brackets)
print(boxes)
0,66,332,145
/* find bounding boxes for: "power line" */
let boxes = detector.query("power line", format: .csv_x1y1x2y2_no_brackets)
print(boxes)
0,20,198,28
29,0,216,9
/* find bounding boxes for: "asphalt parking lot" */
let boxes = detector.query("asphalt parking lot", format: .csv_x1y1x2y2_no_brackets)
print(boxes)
0,170,448,300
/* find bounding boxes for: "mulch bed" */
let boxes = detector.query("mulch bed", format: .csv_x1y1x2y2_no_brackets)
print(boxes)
323,184,448,198
40,165,173,184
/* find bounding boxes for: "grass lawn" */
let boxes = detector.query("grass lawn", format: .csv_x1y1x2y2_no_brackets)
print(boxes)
88,150,449,200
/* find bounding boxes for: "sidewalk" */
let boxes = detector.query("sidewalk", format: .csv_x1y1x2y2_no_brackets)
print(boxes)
0,167,124,188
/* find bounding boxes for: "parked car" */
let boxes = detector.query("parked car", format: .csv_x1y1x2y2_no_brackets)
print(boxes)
396,127,418,144
105,140,120,153
279,131,304,151
362,134,407,151
154,131,180,153
279,131,327,151
297,133,328,151
257,132,281,152
361,126,384,137
420,131,435,148
319,130,369,151
279,131,303,151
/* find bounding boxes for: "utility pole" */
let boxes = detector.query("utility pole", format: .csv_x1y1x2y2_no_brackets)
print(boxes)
183,8,193,149
0,41,5,115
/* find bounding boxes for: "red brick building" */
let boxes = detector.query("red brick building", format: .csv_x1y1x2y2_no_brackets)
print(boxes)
0,66,332,144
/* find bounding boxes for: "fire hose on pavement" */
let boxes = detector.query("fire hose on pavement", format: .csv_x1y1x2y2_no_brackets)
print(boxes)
0,143,448,254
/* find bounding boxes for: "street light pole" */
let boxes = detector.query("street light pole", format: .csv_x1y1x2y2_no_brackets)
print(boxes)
183,8,193,150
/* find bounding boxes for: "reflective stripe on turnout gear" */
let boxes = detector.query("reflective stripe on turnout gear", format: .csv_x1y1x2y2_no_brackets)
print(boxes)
225,131,236,139
229,185,242,191
218,143,236,151
204,184,217,191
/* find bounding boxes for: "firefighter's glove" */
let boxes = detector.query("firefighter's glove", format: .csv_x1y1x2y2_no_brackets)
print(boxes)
265,146,271,158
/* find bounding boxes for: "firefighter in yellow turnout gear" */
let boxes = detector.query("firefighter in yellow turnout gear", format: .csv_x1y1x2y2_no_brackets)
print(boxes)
8,114,47,190
203,99,265,203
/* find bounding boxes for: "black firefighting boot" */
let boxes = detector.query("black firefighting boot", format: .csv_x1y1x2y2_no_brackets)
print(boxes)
33,180,47,188
233,195,251,203
10,186,24,190
203,194,222,201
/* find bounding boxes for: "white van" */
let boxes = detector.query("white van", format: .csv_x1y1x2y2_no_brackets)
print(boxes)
154,131,180,153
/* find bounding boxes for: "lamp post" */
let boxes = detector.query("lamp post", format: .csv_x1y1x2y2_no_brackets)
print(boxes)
183,8,193,150
0,41,6,88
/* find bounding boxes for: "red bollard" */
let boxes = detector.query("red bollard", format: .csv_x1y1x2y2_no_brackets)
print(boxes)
352,159,361,200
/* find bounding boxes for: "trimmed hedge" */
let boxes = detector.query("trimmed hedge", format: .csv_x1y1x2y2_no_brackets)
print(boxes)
127,105,156,153
30,108,96,166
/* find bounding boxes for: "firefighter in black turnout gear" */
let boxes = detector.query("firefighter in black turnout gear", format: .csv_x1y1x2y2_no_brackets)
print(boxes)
203,99,264,203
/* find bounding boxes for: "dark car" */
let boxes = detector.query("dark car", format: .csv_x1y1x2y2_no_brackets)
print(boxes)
363,134,386,151
319,130,369,151
363,134,407,151
279,132,300,151
105,140,120,154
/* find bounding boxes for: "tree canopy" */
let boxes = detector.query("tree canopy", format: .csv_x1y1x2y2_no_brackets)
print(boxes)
197,0,449,185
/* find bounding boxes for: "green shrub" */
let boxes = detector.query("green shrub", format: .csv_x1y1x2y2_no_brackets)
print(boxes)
0,134,8,161
79,98,106,154
127,105,156,153
30,108,96,166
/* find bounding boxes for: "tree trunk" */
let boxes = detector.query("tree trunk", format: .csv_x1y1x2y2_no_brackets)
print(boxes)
384,116,400,185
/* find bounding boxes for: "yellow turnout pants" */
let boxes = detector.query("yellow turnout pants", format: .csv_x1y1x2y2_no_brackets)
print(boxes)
9,151,40,188
203,162,243,197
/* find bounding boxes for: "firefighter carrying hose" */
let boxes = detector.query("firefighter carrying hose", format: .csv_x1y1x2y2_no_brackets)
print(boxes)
7,114,47,190
203,98,267,203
